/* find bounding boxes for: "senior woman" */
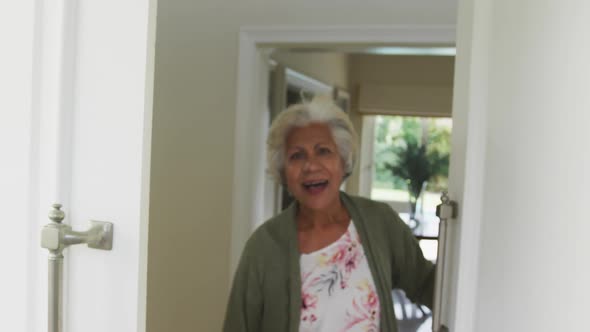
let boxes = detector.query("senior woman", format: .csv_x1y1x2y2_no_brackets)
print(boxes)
223,97,435,332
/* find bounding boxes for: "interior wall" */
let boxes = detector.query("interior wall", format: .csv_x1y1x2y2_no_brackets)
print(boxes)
270,50,349,89
147,1,457,331
471,0,590,331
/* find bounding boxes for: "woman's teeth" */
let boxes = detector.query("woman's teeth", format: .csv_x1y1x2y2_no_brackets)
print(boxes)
303,180,328,189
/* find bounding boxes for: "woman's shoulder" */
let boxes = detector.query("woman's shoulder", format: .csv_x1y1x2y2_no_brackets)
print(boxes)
346,194,388,208
342,193,406,233
342,193,398,218
242,206,295,257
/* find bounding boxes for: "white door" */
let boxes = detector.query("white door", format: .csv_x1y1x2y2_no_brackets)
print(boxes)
0,0,155,331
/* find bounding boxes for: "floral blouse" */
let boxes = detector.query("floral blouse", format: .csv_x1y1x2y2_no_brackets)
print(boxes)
299,221,380,332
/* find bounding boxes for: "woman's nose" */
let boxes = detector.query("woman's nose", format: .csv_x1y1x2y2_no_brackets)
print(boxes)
303,156,320,172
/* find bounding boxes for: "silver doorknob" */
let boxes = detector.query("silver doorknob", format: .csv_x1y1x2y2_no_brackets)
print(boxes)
41,204,114,252
40,203,115,332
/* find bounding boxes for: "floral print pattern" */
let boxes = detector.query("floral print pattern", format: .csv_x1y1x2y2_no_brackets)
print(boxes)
300,222,380,332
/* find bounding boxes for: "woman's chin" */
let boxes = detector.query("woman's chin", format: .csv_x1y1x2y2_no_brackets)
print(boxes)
297,191,340,212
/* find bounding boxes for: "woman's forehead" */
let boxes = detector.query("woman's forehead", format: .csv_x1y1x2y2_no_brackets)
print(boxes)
286,123,335,147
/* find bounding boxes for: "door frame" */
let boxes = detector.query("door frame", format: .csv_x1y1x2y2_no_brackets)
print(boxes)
231,24,486,331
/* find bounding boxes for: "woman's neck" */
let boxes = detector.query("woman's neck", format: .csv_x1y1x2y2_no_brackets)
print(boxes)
297,200,349,231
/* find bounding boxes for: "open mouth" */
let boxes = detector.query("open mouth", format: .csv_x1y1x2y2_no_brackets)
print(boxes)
302,180,329,194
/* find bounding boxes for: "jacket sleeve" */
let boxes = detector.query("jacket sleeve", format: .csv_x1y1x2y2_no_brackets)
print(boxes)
222,238,263,332
386,206,436,309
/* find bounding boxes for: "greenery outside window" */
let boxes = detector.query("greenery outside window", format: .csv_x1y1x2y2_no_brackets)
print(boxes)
369,115,452,260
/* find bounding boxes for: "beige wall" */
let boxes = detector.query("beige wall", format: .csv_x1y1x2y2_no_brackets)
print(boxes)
271,50,349,89
147,1,457,331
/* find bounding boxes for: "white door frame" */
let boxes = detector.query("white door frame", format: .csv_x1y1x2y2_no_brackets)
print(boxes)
231,24,487,332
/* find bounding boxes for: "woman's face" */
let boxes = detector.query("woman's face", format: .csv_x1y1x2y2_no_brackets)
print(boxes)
284,123,344,212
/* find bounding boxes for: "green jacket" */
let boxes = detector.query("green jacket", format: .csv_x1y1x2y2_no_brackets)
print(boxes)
223,192,435,332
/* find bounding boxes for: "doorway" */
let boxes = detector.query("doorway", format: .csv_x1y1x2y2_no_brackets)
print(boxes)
230,25,482,331
263,45,455,331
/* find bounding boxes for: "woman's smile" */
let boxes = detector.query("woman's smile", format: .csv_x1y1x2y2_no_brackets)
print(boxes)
301,179,329,194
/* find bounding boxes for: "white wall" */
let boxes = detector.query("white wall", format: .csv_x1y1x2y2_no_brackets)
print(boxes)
464,0,590,330
148,1,457,331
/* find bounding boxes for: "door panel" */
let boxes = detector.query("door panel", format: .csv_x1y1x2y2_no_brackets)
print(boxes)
1,0,156,331
58,0,155,330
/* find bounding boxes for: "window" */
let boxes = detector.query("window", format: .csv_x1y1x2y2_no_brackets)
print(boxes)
364,115,452,261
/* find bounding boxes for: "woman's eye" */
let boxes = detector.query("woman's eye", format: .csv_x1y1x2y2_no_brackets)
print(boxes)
318,147,332,155
289,152,304,160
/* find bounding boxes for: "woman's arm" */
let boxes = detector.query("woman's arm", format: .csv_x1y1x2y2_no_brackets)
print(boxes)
222,241,263,332
387,206,436,308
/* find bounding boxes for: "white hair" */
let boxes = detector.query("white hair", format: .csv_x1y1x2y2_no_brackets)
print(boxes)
266,95,358,184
